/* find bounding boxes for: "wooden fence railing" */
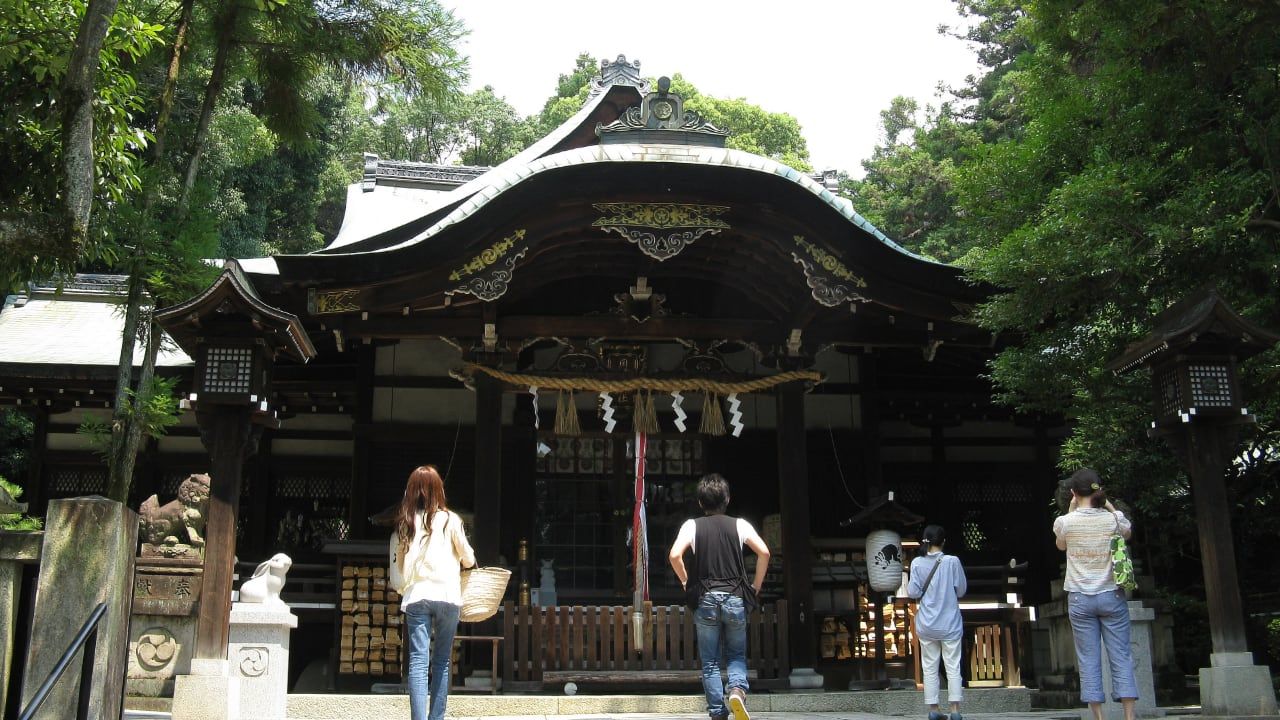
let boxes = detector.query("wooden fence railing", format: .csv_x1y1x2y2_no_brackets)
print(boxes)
500,600,789,690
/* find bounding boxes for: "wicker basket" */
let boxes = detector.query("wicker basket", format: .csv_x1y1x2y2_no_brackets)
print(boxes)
459,566,511,622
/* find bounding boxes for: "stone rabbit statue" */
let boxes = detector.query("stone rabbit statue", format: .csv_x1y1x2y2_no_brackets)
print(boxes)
239,553,292,607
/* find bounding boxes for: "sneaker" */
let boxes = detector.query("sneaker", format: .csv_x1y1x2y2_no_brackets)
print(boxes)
929,712,946,720
727,687,750,720
710,714,729,720
950,713,963,720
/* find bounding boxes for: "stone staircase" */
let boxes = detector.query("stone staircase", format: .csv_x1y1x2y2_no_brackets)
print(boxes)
126,687,1034,719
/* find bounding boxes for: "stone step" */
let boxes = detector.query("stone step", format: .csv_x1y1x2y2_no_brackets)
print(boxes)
287,687,1033,719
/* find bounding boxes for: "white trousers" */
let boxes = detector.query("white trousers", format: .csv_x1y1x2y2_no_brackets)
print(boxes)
920,636,964,705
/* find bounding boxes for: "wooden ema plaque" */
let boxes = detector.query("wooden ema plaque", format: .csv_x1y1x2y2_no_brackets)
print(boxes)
336,561,401,677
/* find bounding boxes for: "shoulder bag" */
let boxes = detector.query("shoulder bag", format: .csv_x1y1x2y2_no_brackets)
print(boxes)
1110,516,1137,592
909,554,945,601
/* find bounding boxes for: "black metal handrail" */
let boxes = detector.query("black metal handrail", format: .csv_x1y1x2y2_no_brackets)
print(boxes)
17,601,108,720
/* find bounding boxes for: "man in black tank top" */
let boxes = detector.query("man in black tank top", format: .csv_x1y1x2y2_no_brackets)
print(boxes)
668,474,771,720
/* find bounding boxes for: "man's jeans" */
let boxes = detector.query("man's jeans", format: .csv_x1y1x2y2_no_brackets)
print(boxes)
694,591,749,717
404,599,460,720
1067,589,1138,703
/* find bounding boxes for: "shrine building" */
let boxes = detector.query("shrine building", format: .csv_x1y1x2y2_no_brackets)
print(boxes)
0,56,1064,694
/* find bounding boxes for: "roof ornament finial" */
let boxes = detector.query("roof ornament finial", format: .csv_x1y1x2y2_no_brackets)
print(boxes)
589,54,649,98
595,74,728,148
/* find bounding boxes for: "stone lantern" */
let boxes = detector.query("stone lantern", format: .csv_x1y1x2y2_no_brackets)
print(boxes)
1106,288,1279,717
155,262,314,719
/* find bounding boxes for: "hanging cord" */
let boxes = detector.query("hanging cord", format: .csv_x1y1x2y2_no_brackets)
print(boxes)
830,353,865,509
443,405,462,482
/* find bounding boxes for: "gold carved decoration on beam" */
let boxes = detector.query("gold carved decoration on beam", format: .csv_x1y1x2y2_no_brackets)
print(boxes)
792,236,867,287
593,203,730,262
449,229,527,282
308,288,360,315
790,236,871,308
446,229,530,302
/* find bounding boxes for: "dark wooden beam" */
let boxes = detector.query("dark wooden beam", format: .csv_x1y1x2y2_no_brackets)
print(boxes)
349,345,375,538
473,372,502,563
24,407,48,516
776,379,815,670
194,405,260,659
860,354,883,498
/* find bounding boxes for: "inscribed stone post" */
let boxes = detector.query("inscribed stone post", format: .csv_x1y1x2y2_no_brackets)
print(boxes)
19,497,137,720
0,530,41,713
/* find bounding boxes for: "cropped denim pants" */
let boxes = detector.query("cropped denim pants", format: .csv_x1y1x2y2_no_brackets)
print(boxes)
404,599,460,720
1067,589,1138,703
694,591,749,717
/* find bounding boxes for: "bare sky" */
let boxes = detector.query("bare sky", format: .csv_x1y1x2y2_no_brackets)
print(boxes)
443,1,982,177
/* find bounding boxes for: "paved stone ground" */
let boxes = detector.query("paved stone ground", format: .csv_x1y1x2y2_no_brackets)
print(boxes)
445,707,1085,712
138,704,1066,719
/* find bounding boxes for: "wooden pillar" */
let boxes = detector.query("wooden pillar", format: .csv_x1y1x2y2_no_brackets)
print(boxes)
249,434,272,555
194,406,259,659
473,372,502,564
1179,425,1249,653
858,353,883,499
349,345,375,538
776,379,815,669
23,407,48,516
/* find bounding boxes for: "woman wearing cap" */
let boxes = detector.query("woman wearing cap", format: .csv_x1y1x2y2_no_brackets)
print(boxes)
1053,468,1137,720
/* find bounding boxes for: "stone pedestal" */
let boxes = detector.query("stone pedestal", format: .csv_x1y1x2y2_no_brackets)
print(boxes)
172,658,239,720
789,667,825,690
20,498,137,720
127,558,203,701
1082,602,1163,720
227,602,296,720
1199,652,1279,718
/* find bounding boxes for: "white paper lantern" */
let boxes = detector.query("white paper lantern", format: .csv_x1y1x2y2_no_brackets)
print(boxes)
865,528,903,592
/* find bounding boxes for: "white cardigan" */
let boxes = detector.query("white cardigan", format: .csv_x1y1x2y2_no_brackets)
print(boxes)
389,509,476,609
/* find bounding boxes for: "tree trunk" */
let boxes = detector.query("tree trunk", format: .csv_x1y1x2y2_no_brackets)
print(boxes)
150,0,196,167
106,272,145,501
107,317,160,502
59,0,121,249
179,2,239,211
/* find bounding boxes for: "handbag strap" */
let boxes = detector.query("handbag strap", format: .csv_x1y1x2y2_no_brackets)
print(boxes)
917,554,945,598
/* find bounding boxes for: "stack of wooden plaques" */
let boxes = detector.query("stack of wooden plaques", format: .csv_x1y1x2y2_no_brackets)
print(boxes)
337,562,402,677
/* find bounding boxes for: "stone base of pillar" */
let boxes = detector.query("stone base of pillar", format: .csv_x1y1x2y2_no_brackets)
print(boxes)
227,602,297,720
463,670,502,691
1199,652,1279,718
788,667,825,690
171,659,239,720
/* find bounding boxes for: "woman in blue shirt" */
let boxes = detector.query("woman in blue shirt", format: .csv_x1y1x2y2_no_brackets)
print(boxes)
908,525,968,720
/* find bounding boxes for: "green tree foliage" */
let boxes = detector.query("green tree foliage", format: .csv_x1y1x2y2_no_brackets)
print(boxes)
0,0,163,290
669,75,811,172
850,0,1280,665
842,0,1032,262
960,0,1280,612
526,52,598,139
0,410,31,483
0,477,41,531
457,86,529,167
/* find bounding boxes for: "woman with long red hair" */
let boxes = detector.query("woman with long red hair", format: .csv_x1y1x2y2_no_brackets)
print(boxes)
389,465,475,720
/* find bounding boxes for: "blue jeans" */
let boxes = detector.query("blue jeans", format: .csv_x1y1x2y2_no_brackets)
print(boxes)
404,599,460,720
694,591,749,717
1068,589,1138,703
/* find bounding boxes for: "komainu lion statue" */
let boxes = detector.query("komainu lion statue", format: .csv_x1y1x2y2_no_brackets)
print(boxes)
239,553,292,606
139,473,211,557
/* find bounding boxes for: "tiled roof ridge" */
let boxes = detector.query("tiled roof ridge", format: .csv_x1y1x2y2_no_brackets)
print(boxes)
361,154,490,191
27,273,129,297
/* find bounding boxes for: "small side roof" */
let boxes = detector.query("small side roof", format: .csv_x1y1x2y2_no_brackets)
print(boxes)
0,275,191,367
